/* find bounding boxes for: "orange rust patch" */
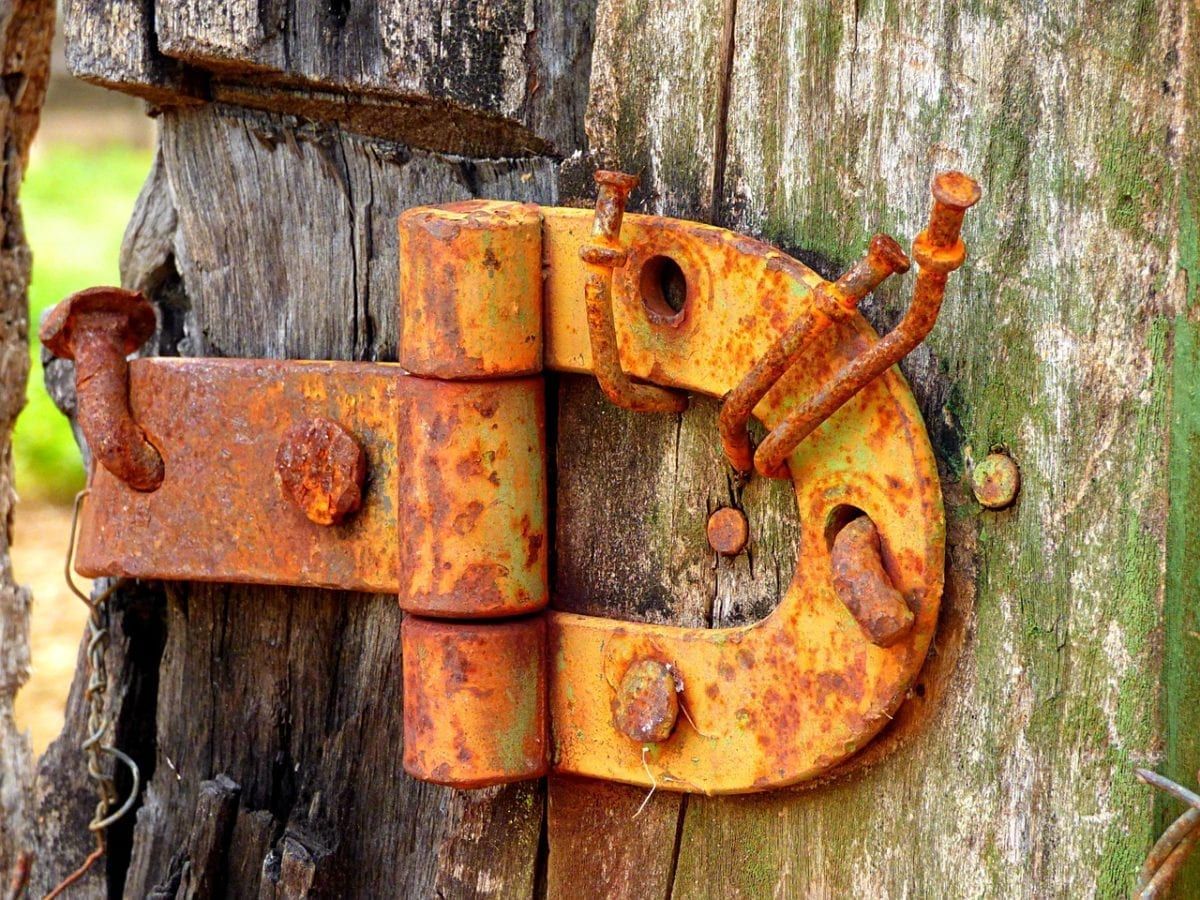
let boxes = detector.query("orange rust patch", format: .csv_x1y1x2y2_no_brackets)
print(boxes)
402,616,547,788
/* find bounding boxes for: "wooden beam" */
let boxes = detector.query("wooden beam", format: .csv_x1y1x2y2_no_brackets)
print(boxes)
62,0,595,155
575,0,1200,894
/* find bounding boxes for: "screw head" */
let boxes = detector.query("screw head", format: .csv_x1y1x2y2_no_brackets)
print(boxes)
276,418,367,525
40,286,157,359
972,452,1020,510
612,659,680,744
707,507,749,557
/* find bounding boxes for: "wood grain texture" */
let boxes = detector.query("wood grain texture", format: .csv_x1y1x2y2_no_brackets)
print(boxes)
586,0,728,221
61,0,196,105
111,106,554,897
32,101,561,896
582,0,1200,895
161,104,557,361
0,0,54,889
545,775,683,899
553,381,798,630
64,0,596,155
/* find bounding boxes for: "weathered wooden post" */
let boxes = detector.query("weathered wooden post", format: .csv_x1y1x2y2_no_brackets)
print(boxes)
9,1,1199,897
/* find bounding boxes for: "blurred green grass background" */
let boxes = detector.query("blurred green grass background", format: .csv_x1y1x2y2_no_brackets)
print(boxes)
17,143,153,503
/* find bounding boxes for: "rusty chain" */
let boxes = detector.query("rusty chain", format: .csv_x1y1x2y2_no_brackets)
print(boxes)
43,491,141,898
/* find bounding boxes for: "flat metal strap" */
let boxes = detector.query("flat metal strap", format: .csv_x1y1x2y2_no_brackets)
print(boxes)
78,360,404,593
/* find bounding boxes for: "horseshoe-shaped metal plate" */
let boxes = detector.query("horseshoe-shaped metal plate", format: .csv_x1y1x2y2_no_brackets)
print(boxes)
539,209,943,792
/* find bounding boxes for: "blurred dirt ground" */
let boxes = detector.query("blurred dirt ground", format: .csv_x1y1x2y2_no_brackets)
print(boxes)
10,22,152,756
12,501,89,753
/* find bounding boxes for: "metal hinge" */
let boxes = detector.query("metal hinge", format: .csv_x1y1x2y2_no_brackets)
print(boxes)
42,170,979,794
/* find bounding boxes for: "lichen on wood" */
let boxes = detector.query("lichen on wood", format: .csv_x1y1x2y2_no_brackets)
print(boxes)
575,0,1200,895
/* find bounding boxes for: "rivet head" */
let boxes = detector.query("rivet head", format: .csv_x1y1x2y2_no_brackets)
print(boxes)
972,452,1020,510
707,507,749,557
276,418,367,525
612,659,679,744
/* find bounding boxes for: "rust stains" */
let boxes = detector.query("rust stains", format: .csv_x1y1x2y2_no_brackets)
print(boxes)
719,234,910,475
754,172,980,478
68,174,974,793
972,451,1021,510
580,171,688,414
706,506,749,557
398,199,543,380
402,615,547,788
396,377,548,618
611,658,680,744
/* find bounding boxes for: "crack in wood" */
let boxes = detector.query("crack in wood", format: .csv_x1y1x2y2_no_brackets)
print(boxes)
709,0,738,226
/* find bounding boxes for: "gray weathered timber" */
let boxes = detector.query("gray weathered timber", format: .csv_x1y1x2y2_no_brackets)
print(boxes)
130,106,552,896
0,0,54,891
28,104,556,896
63,0,594,156
571,0,1200,896
586,0,731,220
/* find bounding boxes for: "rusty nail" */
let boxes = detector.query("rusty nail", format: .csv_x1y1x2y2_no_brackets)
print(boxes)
754,172,980,479
581,170,688,415
824,234,912,316
927,171,983,249
972,452,1020,510
719,234,910,474
590,169,640,242
707,506,749,557
275,417,367,525
612,658,680,744
1136,768,1200,812
39,287,163,492
829,516,914,647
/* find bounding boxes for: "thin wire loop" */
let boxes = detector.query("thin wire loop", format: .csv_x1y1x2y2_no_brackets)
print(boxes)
44,491,142,898
89,746,141,832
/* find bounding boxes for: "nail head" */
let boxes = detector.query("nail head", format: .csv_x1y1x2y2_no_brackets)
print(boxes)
40,287,157,359
707,506,749,556
931,171,982,211
972,452,1020,510
612,659,680,744
276,418,367,525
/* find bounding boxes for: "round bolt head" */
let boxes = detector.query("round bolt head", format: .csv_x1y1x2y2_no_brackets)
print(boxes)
612,659,680,744
276,418,367,525
707,506,749,557
972,452,1020,510
39,286,157,359
931,171,982,211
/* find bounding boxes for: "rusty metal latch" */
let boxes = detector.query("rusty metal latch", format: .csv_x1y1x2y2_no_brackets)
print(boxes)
43,170,978,794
